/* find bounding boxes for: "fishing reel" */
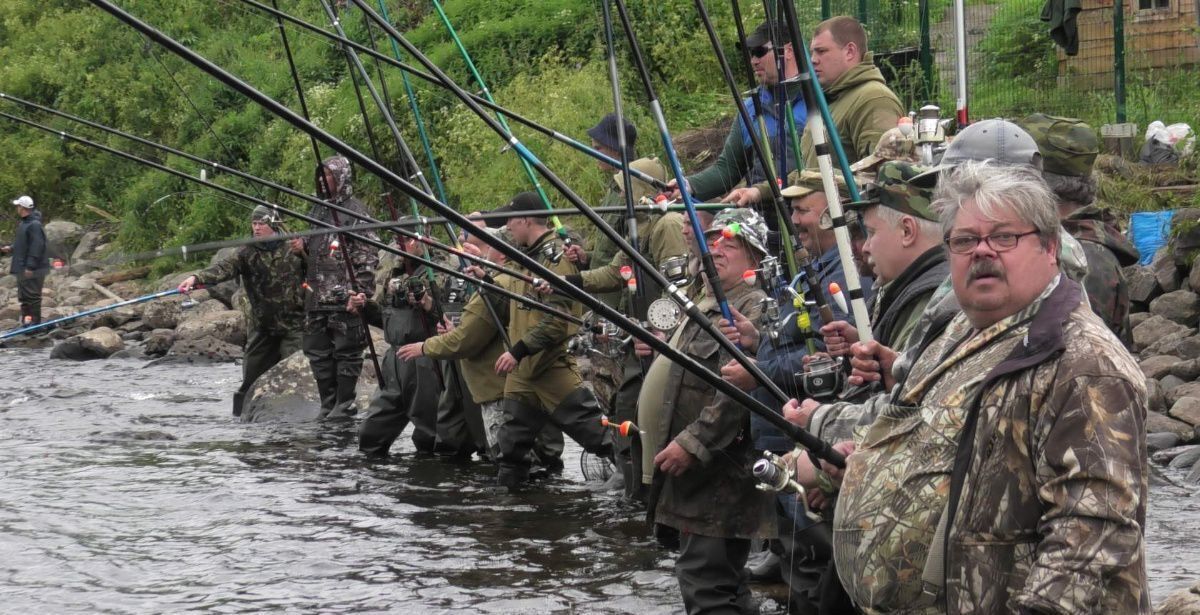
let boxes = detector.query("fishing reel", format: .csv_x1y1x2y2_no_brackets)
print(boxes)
659,255,690,288
752,451,820,522
589,318,629,359
798,355,845,402
444,276,469,305
324,284,351,307
759,295,783,345
541,240,563,265
406,277,427,302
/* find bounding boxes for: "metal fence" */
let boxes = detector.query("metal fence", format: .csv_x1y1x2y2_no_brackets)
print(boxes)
807,0,1200,133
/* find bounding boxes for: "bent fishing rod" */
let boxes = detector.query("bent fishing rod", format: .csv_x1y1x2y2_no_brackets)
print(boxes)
88,0,843,467
776,0,873,342
353,0,806,416
0,112,577,325
234,0,670,193
692,0,800,282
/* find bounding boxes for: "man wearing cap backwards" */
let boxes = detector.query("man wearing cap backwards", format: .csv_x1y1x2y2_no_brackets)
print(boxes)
800,16,903,169
357,217,466,458
635,207,773,614
1018,114,1139,342
663,20,808,203
784,161,1149,614
493,192,613,489
561,156,689,500
178,206,306,417
819,161,949,359
294,155,380,419
4,195,49,327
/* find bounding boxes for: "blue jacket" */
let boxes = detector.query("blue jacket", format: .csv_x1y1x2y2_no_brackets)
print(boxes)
9,210,48,275
750,246,873,453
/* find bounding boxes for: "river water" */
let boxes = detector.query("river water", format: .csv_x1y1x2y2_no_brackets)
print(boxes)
1,346,1196,613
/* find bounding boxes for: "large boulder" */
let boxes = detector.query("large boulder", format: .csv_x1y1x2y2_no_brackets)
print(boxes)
242,327,384,423
1146,412,1196,442
1153,247,1183,293
142,328,176,357
174,309,246,347
1146,432,1180,453
78,326,124,358
164,336,243,363
1168,446,1200,470
143,300,182,330
1132,315,1194,354
43,220,84,259
1152,444,1200,465
1150,290,1200,326
178,299,228,322
1140,355,1180,380
1147,378,1168,415
1169,397,1200,426
1177,335,1200,360
71,230,102,263
1171,358,1200,381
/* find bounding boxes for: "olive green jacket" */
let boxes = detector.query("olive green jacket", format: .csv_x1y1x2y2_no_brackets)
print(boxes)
422,274,512,404
506,230,581,383
800,57,903,169
578,211,689,316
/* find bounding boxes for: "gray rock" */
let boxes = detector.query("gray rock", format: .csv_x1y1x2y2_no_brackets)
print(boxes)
1190,261,1200,296
95,308,138,329
78,327,124,358
120,331,144,342
68,260,103,276
142,328,176,357
1177,335,1200,360
50,338,101,361
1169,446,1200,469
1189,459,1200,485
1151,444,1200,465
1132,315,1194,353
1168,382,1200,406
1140,355,1180,380
109,347,144,360
178,299,228,322
1150,290,1200,325
71,231,102,263
165,336,243,363
43,220,84,259
117,319,146,334
1146,432,1180,453
1161,374,1187,394
1147,412,1196,442
242,327,384,423
1170,397,1200,426
1154,579,1200,614
208,246,240,268
142,301,181,330
1147,378,1168,414
1171,358,1200,381
174,309,246,347
1153,247,1182,293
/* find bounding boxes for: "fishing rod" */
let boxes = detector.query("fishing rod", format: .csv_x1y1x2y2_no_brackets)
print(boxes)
428,0,570,244
0,288,183,341
777,0,873,343
234,0,670,192
692,0,799,282
88,0,843,467
0,111,575,325
354,0,803,411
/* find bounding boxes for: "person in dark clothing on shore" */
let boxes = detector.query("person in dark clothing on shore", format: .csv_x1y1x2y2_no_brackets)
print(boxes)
3,196,50,327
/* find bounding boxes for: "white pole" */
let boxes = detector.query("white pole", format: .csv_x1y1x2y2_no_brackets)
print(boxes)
954,0,969,126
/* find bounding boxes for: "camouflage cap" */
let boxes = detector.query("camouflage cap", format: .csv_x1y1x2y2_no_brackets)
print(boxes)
251,205,281,225
1015,113,1099,178
705,208,769,257
612,157,668,205
848,161,939,221
850,125,920,173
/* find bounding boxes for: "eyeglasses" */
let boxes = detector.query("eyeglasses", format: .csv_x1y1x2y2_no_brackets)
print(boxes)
944,230,1040,255
749,45,773,59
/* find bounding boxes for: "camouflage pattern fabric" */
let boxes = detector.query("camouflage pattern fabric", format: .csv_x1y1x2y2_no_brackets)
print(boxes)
1061,204,1139,342
704,207,769,257
849,125,923,173
195,242,305,336
850,161,938,221
304,155,379,311
1016,114,1100,178
832,277,1148,614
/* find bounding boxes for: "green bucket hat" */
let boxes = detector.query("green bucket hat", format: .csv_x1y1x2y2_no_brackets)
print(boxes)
849,161,939,222
705,208,769,257
1016,113,1099,178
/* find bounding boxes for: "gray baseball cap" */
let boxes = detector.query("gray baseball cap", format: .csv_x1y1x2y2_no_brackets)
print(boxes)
913,118,1042,185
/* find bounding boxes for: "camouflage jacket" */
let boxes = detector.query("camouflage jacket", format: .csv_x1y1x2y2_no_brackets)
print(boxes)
194,242,305,336
506,230,581,382
422,274,513,404
303,198,379,312
650,283,775,539
831,277,1148,614
579,211,690,317
374,248,456,347
1061,204,1140,343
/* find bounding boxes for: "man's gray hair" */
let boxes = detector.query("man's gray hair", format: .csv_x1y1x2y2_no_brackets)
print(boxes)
1042,170,1098,206
933,161,1060,249
870,205,943,242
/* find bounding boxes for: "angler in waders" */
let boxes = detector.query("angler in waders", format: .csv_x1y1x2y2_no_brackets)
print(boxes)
358,216,453,457
5,195,49,328
296,155,379,419
178,205,306,417
493,192,612,489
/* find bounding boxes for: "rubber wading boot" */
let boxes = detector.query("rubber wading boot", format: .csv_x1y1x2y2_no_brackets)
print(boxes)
328,373,359,419
550,388,612,458
496,398,549,489
314,374,338,414
232,391,245,418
